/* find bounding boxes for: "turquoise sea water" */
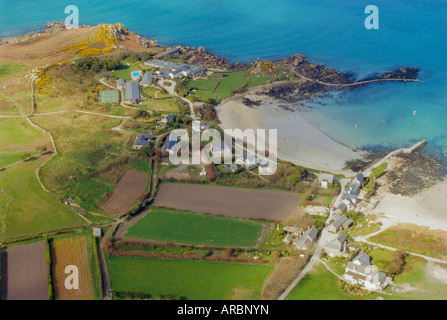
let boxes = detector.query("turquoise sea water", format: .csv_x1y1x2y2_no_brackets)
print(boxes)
1,0,446,158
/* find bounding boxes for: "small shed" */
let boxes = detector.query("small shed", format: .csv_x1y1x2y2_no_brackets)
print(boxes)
93,228,102,237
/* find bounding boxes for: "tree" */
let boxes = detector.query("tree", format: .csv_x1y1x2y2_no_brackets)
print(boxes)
390,249,407,275
138,145,155,158
20,152,32,160
207,164,216,182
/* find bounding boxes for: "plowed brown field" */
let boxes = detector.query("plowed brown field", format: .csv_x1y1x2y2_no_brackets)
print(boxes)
153,183,301,221
103,169,149,215
1,241,48,300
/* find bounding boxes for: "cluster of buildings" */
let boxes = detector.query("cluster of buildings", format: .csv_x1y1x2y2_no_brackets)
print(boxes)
117,71,153,105
283,226,319,251
144,59,207,79
334,173,364,214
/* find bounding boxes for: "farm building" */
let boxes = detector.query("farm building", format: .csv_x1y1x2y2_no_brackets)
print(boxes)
324,232,348,257
293,226,318,250
283,226,303,236
193,102,205,109
318,173,334,188
328,214,353,233
162,132,179,155
133,134,154,149
125,82,141,104
117,78,126,87
93,228,102,237
283,234,293,245
141,72,153,85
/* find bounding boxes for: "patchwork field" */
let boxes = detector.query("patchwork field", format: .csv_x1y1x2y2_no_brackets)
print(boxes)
51,236,94,300
0,158,87,240
108,256,273,300
1,241,48,300
102,169,149,215
153,183,301,221
124,208,266,247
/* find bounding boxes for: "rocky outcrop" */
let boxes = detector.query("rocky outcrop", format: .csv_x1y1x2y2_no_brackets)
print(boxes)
386,152,444,196
275,54,355,84
0,21,67,45
177,46,248,71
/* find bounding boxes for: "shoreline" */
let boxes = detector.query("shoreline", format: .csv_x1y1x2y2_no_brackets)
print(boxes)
216,91,363,174
2,21,445,230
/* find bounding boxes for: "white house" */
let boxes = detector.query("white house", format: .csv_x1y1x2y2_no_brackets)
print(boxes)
343,253,389,291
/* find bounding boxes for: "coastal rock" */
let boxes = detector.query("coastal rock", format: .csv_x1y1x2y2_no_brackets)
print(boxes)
386,152,444,196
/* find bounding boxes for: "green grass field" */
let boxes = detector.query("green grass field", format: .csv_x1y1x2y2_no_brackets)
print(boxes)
188,71,249,101
0,152,40,169
0,158,87,240
99,90,119,103
108,256,273,300
286,263,363,300
125,208,265,247
0,118,47,152
0,61,27,81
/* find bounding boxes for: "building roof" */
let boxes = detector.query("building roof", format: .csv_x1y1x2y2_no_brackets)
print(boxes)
331,215,349,230
125,82,140,102
135,134,153,146
141,72,152,84
296,226,318,248
118,78,126,85
319,173,334,183
353,253,371,266
336,232,348,244
284,226,302,234
166,114,175,121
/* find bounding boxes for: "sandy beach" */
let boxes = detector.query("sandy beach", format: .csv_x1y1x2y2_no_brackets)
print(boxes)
216,94,362,173
374,180,447,231
217,92,447,232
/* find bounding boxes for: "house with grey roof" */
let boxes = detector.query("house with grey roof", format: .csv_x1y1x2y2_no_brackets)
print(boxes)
325,232,349,257
319,173,334,188
145,59,207,79
117,78,126,88
293,226,318,250
283,226,303,236
141,72,152,85
133,134,153,150
351,173,364,188
343,253,390,291
283,234,293,245
162,132,184,155
328,214,353,233
125,82,141,104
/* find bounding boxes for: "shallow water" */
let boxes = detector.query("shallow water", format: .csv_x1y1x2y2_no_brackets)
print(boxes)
1,0,446,158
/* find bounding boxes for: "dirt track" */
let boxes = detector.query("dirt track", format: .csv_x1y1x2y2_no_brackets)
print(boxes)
153,183,301,221
1,241,48,300
102,169,149,215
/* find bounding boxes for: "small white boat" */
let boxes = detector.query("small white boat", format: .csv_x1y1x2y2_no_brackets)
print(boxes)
413,110,417,116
